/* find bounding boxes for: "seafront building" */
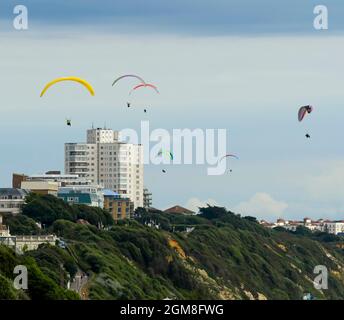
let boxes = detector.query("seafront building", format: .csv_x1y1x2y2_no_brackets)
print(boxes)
65,128,144,209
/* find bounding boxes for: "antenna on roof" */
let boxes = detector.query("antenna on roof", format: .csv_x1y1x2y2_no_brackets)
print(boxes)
92,122,94,129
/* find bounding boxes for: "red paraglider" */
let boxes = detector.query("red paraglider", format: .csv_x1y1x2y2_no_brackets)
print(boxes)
129,83,160,95
298,105,313,122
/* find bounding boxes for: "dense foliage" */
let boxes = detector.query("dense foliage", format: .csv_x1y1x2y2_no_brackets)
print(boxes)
0,245,79,300
1,198,344,300
22,194,113,228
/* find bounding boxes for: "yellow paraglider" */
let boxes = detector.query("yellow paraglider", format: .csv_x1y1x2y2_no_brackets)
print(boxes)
40,77,95,97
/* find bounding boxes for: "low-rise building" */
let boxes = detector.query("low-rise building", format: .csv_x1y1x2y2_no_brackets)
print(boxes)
0,214,56,253
322,221,344,235
21,171,92,187
58,185,104,208
164,205,195,216
16,235,58,253
21,181,59,196
103,190,134,221
0,188,29,215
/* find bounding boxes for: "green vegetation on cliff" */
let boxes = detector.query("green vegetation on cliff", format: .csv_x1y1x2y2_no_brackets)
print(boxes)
1,195,344,300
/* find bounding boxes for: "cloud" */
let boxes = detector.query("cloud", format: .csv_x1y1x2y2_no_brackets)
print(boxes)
185,197,219,213
233,193,288,220
305,162,344,203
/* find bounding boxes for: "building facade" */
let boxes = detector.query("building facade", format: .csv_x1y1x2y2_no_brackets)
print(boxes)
143,187,152,208
65,128,144,209
103,190,134,221
21,181,59,196
16,235,58,253
58,185,104,208
0,188,29,215
0,214,56,253
322,221,344,235
20,171,92,187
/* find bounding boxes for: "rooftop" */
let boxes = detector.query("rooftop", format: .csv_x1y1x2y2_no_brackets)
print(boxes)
103,189,120,197
164,205,195,215
0,188,29,197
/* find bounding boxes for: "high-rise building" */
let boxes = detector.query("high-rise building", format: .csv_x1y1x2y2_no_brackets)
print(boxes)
65,128,144,209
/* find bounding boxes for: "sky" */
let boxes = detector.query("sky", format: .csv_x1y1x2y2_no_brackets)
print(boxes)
1,0,344,221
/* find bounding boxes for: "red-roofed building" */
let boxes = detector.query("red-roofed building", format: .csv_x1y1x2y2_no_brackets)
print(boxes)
164,205,195,216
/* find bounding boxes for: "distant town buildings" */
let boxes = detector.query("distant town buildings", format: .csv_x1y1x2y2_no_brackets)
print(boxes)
65,128,144,209
260,217,344,235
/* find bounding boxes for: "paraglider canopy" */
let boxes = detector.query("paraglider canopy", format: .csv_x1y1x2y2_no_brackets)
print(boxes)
112,75,146,87
219,154,239,162
40,77,95,97
298,105,313,122
129,83,159,95
158,150,173,161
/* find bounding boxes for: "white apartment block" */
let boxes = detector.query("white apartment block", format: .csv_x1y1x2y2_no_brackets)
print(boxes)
65,128,144,209
0,188,29,215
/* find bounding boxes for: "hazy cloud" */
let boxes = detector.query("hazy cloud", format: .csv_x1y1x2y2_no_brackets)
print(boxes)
233,193,288,220
305,161,344,203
